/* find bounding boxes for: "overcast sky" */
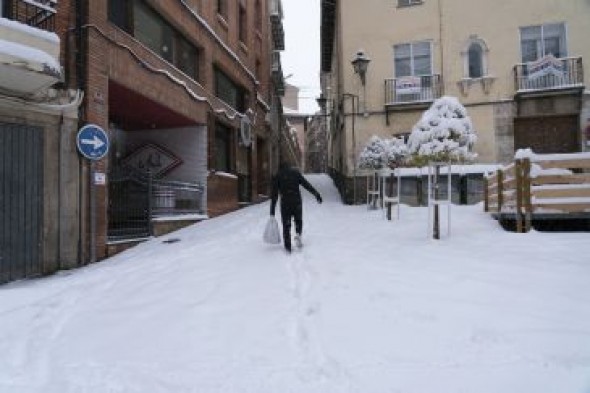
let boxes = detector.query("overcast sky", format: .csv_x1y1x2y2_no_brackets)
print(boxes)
281,0,321,114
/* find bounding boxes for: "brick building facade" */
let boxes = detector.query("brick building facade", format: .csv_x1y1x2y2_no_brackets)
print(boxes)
52,0,278,260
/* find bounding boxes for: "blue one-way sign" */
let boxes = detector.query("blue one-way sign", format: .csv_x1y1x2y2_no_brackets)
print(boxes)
77,124,109,160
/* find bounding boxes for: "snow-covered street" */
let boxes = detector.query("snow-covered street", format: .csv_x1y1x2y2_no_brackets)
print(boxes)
1,175,589,393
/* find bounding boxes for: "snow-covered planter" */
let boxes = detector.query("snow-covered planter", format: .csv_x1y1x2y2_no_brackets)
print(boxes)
407,96,477,167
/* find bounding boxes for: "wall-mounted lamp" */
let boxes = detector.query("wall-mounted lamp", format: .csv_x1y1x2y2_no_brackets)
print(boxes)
351,50,371,86
316,93,327,113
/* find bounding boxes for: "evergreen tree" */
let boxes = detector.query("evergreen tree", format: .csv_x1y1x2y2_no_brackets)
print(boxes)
407,96,477,166
358,136,386,170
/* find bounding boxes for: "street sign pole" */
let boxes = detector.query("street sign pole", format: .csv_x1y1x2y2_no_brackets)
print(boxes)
90,161,96,264
76,124,109,265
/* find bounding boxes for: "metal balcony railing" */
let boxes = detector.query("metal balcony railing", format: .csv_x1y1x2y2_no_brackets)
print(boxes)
384,74,442,105
269,0,284,50
272,51,284,95
514,56,584,92
108,168,205,241
3,0,57,32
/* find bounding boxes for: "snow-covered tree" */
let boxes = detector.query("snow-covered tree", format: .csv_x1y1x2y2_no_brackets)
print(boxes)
383,136,409,168
358,135,386,170
407,96,477,166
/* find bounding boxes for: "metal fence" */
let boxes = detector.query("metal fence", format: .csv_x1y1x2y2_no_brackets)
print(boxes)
514,56,583,91
108,168,204,241
384,74,442,105
4,0,57,32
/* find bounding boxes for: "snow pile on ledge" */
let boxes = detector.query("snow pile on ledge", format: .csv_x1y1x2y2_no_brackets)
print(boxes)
0,17,59,44
0,38,60,73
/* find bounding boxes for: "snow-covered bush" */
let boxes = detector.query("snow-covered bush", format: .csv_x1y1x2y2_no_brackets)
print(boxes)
358,135,387,170
358,135,410,169
407,96,477,166
384,136,409,168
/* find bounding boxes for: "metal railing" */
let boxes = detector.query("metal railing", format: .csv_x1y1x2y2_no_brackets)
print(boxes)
151,179,205,217
3,0,57,32
514,56,583,92
384,74,442,105
108,168,205,241
269,0,285,50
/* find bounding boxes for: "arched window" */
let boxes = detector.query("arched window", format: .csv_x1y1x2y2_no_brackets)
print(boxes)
459,36,495,95
468,43,483,78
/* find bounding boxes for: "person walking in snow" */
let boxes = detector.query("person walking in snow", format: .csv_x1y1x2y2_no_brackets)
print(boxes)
270,162,322,253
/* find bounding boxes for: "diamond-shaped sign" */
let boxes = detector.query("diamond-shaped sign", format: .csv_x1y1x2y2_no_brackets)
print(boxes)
121,143,182,178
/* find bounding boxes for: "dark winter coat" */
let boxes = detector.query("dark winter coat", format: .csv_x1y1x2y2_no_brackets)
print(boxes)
270,165,322,215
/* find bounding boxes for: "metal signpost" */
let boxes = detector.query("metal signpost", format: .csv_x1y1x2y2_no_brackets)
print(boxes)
76,124,109,264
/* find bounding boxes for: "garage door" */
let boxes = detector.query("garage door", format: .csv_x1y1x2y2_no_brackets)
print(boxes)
514,115,579,154
0,123,43,284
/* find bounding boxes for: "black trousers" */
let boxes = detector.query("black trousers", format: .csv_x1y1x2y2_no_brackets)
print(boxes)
280,202,302,251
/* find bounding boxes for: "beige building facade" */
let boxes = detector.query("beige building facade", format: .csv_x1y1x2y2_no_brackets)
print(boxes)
321,0,590,202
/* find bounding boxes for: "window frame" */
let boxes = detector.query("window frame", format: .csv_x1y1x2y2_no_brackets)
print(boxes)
254,0,262,32
238,2,248,44
519,22,567,63
215,122,232,173
108,0,200,82
467,43,483,78
215,68,249,113
393,40,433,78
217,0,228,20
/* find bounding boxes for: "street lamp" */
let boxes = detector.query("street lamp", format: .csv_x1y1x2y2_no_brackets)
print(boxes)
342,93,359,204
351,50,371,86
316,93,327,113
347,50,370,205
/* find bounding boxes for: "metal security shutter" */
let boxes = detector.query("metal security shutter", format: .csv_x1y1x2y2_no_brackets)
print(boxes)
0,123,43,284
514,115,579,154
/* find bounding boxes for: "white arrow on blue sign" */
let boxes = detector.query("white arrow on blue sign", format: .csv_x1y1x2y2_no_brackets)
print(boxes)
76,124,109,160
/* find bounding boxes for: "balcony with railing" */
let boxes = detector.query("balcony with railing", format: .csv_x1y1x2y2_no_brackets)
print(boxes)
0,0,61,96
384,74,442,107
3,0,57,31
383,74,442,125
269,0,284,50
272,51,284,96
514,56,584,94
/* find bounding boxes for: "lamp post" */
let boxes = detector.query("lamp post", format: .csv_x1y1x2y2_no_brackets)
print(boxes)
348,50,370,204
342,93,359,204
314,94,329,173
351,50,371,86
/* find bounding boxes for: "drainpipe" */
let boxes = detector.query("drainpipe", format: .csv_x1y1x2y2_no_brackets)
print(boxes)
75,0,88,264
438,0,444,92
58,113,64,268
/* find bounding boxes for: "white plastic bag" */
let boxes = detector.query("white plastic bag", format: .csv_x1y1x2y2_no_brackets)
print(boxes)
263,216,281,244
